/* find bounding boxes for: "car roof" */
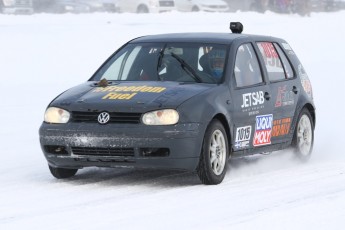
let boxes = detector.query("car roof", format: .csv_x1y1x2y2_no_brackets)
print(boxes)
130,33,281,45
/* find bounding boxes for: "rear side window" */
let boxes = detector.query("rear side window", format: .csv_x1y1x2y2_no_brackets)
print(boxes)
274,44,294,79
257,42,293,82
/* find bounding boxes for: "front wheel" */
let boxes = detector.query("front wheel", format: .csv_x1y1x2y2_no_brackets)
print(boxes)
292,108,314,161
197,120,229,185
49,165,78,179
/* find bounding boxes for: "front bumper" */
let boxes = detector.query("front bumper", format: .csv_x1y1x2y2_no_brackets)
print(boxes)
39,122,205,171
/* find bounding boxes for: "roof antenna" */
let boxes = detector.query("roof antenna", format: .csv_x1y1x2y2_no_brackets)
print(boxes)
230,22,243,34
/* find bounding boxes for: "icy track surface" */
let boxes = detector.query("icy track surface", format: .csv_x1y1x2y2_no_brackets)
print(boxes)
0,11,345,229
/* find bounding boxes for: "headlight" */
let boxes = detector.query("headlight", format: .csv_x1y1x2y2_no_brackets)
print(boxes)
142,109,179,125
44,107,70,124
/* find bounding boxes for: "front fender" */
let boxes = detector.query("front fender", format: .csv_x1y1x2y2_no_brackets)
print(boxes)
177,84,233,138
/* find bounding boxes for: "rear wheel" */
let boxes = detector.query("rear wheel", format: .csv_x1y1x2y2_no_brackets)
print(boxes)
292,108,314,161
197,120,229,185
49,165,78,179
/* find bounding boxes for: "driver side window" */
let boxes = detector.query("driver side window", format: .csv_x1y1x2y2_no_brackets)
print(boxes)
234,43,263,88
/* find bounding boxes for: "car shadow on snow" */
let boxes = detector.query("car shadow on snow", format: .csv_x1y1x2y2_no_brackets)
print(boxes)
58,167,201,188
47,150,301,187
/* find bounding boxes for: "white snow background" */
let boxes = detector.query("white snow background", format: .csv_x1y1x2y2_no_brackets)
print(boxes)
0,10,345,229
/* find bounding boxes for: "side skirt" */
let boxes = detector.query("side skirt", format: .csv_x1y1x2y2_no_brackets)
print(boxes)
231,142,291,158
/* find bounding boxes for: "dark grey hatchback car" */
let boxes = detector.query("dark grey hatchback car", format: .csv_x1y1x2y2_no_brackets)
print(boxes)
39,23,315,185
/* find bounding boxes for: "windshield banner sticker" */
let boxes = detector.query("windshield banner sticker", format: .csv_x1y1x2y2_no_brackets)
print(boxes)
253,114,273,146
93,85,166,100
235,126,252,150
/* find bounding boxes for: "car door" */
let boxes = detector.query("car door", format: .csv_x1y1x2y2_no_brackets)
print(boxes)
230,43,275,152
255,41,299,144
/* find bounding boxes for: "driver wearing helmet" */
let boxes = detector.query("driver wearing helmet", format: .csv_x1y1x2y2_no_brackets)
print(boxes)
198,48,226,80
209,49,226,79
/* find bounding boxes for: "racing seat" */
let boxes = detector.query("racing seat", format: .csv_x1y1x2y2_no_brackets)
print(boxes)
199,53,212,76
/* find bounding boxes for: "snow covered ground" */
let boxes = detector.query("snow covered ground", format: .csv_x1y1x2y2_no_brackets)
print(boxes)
1,10,345,229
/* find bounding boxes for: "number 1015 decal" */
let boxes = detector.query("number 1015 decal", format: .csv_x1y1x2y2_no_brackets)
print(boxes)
235,126,252,149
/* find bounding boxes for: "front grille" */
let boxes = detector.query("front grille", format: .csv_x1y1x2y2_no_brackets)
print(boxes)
72,147,135,157
71,111,142,124
159,1,174,7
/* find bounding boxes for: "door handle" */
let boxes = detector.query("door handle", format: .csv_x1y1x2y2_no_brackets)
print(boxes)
264,92,271,100
292,86,299,94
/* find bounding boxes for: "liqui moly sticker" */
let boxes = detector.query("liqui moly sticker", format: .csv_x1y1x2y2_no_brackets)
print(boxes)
253,114,273,147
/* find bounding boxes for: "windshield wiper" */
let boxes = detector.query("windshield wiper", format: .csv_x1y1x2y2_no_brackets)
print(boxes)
156,44,167,81
170,53,202,83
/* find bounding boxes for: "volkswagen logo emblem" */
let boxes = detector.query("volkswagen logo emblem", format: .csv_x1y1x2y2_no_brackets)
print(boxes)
98,112,110,124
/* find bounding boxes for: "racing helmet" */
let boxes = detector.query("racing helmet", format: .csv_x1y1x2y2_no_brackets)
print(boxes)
208,49,226,79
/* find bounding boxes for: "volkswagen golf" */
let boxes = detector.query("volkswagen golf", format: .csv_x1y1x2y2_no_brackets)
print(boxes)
39,22,316,185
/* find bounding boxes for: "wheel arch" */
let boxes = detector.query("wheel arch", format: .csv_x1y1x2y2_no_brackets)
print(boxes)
290,103,315,160
303,103,316,129
212,113,232,154
290,102,316,144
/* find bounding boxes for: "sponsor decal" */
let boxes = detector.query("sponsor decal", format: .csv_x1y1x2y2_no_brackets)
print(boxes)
258,42,282,69
298,65,313,98
241,91,265,116
253,114,273,146
93,85,166,100
248,110,260,116
272,117,292,137
234,126,252,149
241,91,265,108
102,92,137,100
275,85,294,107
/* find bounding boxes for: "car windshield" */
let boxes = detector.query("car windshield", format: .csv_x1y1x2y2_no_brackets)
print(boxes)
91,42,228,84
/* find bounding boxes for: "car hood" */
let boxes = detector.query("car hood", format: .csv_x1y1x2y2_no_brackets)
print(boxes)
50,81,213,113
